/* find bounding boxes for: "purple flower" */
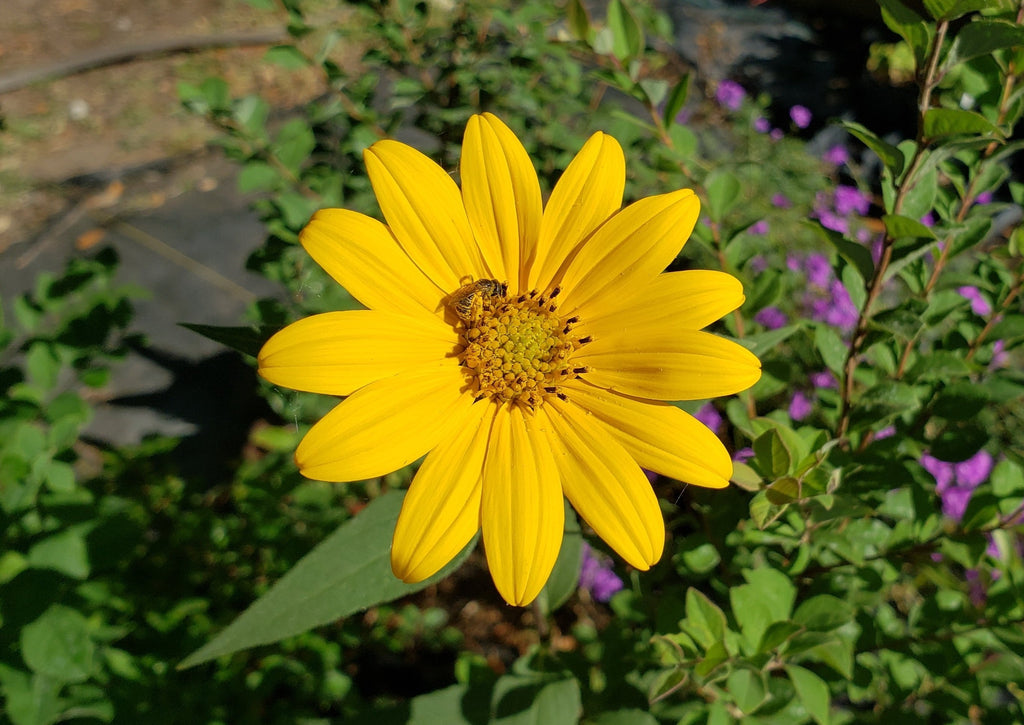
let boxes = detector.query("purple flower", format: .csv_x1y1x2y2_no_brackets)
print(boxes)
921,452,955,492
804,253,832,288
810,370,837,389
754,116,771,133
921,449,993,523
694,403,723,431
958,286,992,316
770,128,784,141
755,306,788,330
733,447,754,463
954,449,993,489
823,145,849,166
809,280,858,331
875,425,896,440
920,212,935,228
991,339,1009,369
789,391,814,421
579,543,623,602
817,209,849,234
717,80,746,111
749,219,769,235
748,255,768,273
771,193,792,209
786,254,803,272
790,105,812,129
834,185,871,216
975,191,993,205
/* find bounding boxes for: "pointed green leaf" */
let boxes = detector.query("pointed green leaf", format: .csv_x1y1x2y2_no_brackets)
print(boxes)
785,665,831,725
814,324,849,377
878,0,934,69
727,668,767,715
491,673,581,725
923,108,1002,140
839,121,905,177
754,430,792,479
684,588,728,648
793,595,854,632
179,491,475,668
705,169,742,223
21,605,96,683
567,0,592,42
662,74,692,129
882,214,937,240
947,19,1024,67
607,0,644,62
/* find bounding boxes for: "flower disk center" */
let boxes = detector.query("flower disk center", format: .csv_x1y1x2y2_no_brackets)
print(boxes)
457,289,579,408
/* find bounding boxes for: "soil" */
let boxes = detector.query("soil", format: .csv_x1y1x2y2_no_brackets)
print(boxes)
0,0,334,256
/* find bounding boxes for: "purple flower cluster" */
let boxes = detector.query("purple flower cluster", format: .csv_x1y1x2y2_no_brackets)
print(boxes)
920,449,994,522
755,306,787,330
788,370,837,422
957,285,992,316
788,252,859,332
579,542,624,602
790,105,812,129
716,80,747,111
823,145,849,166
694,403,723,432
814,186,872,234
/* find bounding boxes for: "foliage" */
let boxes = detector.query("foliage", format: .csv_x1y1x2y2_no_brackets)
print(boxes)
4,0,1024,723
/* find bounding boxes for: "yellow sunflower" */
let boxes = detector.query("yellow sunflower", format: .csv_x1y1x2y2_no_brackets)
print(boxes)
258,113,761,606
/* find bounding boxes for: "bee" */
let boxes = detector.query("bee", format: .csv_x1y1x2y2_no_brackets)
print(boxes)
449,278,507,322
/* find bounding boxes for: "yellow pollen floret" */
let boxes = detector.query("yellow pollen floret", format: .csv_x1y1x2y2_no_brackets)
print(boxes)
455,289,581,408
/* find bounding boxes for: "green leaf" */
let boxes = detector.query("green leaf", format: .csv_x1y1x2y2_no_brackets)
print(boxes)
567,0,592,42
683,588,727,648
264,44,309,69
793,595,854,632
750,490,787,529
27,529,90,579
839,121,905,177
814,324,848,377
590,710,659,725
271,119,317,174
0,666,64,725
704,169,742,223
238,162,283,193
638,79,668,108
607,0,644,62
21,605,96,683
754,430,792,478
806,221,875,285
923,108,1002,141
730,567,795,653
179,323,280,358
491,673,581,725
785,665,831,725
399,683,491,725
878,0,934,70
882,214,937,240
25,343,60,392
946,19,1024,68
537,504,582,615
662,75,691,129
726,668,767,715
179,491,476,668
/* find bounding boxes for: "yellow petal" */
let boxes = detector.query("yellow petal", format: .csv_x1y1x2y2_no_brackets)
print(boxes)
539,398,664,570
296,365,472,482
576,329,762,401
561,380,732,489
557,190,699,315
461,114,542,294
480,404,564,606
365,140,487,291
300,209,444,318
576,270,745,340
258,310,458,396
528,132,625,291
391,401,491,582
